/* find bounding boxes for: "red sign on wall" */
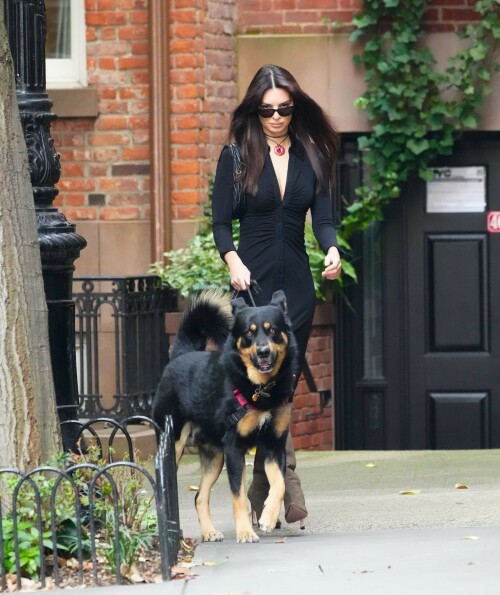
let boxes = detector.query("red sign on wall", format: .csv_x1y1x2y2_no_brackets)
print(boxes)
487,212,500,233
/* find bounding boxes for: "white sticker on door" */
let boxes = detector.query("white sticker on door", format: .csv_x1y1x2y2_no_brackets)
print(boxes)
426,166,486,213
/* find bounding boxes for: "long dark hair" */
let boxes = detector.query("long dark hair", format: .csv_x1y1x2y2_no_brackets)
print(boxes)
229,64,340,195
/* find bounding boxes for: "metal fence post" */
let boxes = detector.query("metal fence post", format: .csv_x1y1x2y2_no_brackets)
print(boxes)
155,415,181,580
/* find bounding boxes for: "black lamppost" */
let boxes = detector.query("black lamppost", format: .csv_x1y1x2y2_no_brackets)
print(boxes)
4,0,86,451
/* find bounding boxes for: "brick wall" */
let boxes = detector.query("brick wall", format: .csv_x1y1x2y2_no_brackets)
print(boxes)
292,326,334,450
52,1,482,225
52,0,151,223
170,0,237,220
239,0,363,34
53,0,237,225
239,0,481,34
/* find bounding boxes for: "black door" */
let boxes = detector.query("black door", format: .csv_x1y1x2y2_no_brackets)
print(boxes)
337,133,500,449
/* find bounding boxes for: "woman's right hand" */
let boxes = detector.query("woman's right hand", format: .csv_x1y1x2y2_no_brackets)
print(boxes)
225,251,251,291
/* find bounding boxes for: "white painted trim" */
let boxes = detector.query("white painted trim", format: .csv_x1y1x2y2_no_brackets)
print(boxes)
46,0,87,88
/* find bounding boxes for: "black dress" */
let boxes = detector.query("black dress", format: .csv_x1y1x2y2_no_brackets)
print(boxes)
212,137,339,369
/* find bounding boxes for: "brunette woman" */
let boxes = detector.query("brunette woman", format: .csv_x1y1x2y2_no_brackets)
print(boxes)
212,64,342,527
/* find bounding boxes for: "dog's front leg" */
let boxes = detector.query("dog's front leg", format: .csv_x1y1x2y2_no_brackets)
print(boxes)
258,435,287,533
258,458,285,532
225,443,259,543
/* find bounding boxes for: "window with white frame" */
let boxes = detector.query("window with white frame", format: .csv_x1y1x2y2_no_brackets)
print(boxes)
45,0,87,87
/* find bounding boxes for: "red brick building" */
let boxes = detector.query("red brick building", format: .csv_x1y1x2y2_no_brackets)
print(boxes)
49,0,499,449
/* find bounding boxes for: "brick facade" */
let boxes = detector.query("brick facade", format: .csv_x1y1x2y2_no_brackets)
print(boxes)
292,326,334,450
53,0,483,225
239,0,480,35
169,0,237,220
53,0,237,224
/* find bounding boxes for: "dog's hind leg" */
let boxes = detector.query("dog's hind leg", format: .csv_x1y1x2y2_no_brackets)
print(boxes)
225,447,259,543
195,445,224,542
175,422,192,466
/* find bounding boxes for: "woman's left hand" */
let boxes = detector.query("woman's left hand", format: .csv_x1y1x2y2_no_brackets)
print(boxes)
322,247,342,280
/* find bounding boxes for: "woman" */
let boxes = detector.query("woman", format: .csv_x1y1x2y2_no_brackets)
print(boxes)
212,64,342,527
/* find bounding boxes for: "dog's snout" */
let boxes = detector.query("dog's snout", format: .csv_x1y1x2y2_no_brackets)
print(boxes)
256,345,271,358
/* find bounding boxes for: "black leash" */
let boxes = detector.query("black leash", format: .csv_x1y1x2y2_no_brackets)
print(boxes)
231,279,261,306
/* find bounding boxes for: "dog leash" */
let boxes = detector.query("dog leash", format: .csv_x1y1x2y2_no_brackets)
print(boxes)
231,278,261,306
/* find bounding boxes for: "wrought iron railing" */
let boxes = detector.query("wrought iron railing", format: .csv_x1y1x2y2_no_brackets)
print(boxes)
72,276,177,420
0,416,180,590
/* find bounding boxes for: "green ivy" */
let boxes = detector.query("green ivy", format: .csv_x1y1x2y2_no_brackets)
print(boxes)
340,0,500,241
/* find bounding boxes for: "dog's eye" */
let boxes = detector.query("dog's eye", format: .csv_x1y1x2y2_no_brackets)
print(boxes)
245,330,253,338
268,327,276,335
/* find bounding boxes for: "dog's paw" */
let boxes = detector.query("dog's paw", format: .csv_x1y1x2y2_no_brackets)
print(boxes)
258,506,280,533
258,520,278,533
237,529,260,543
202,530,224,542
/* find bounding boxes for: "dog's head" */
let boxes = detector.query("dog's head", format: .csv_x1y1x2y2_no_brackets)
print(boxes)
230,290,294,386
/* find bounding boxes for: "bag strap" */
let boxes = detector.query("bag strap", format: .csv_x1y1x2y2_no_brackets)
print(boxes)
227,143,242,177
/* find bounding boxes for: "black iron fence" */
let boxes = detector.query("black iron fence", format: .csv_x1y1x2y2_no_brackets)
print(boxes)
72,276,177,420
0,416,180,590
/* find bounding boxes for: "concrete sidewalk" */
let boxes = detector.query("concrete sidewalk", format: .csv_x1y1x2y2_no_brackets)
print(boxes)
174,449,500,594
89,450,500,594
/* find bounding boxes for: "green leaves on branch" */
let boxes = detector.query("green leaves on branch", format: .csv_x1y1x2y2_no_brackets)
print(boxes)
341,0,500,242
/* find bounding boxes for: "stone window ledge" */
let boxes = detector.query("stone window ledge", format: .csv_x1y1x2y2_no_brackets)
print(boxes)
48,87,99,118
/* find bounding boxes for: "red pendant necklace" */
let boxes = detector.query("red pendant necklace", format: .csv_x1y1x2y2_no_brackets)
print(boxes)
266,134,289,156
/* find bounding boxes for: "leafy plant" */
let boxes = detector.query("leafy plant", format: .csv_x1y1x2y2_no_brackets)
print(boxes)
70,444,157,574
0,457,78,580
0,446,158,580
339,0,499,241
150,202,356,301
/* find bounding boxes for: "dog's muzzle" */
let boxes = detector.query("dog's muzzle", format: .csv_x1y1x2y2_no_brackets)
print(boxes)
254,345,276,373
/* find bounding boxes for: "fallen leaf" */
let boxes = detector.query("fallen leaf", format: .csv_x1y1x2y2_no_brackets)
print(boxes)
170,565,191,579
365,463,376,468
353,569,374,574
203,561,218,566
463,536,480,541
455,483,469,490
274,538,287,544
121,563,145,583
186,485,199,491
180,538,197,553
398,490,421,495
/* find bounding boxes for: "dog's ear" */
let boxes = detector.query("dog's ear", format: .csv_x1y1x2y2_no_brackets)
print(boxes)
270,289,287,313
231,296,248,314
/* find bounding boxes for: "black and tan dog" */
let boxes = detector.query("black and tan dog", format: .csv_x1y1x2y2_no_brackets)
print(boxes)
152,288,298,543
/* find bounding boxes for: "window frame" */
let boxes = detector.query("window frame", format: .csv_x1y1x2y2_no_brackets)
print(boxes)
46,0,87,88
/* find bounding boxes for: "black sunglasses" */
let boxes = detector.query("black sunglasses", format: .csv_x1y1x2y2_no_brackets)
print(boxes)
257,105,295,118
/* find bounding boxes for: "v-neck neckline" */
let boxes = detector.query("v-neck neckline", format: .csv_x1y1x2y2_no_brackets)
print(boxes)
268,150,290,202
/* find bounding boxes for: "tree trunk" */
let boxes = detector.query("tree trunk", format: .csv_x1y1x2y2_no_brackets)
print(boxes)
0,10,61,469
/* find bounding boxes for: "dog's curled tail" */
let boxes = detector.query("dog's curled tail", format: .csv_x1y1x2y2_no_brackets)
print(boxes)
170,289,232,360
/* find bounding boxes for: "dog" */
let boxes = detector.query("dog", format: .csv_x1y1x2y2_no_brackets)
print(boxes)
152,288,298,543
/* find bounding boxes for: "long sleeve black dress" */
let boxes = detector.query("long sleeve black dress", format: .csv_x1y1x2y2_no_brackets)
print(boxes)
212,137,339,370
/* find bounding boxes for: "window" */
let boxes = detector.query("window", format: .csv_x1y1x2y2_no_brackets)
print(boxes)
45,0,87,87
